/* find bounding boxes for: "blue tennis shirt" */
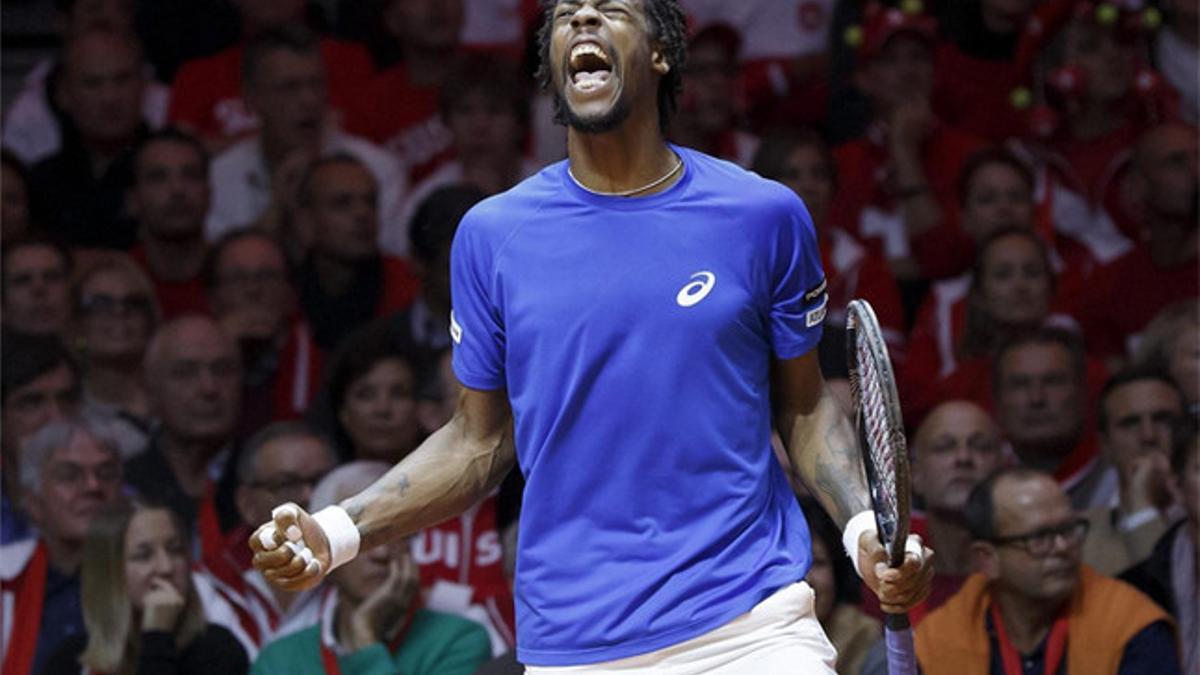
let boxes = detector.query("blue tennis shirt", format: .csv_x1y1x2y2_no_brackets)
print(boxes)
449,145,828,666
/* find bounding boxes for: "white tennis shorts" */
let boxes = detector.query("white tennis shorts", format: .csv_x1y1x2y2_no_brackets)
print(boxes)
525,581,838,674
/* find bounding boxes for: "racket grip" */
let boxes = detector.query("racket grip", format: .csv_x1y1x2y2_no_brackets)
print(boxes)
883,615,916,675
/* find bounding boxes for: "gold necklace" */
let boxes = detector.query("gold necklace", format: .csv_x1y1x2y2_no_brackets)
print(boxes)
567,153,684,197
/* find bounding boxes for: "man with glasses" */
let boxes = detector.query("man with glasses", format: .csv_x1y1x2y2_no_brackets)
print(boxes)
0,418,123,675
207,230,321,434
915,466,1181,675
202,421,337,649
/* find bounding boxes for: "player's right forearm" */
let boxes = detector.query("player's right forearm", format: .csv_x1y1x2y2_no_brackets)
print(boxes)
340,407,516,551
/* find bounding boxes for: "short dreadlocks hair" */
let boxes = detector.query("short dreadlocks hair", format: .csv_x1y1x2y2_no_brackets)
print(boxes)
535,0,688,134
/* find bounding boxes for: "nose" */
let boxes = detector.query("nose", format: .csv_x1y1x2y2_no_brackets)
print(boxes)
952,442,975,467
570,3,602,29
151,548,175,575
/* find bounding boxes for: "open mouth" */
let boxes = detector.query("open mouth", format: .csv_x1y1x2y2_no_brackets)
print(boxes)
568,42,614,92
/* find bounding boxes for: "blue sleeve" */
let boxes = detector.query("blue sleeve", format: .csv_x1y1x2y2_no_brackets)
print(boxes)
767,188,827,359
449,211,507,390
1117,620,1182,675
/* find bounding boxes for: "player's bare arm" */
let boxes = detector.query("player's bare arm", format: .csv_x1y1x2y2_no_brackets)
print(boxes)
248,386,516,591
773,351,934,613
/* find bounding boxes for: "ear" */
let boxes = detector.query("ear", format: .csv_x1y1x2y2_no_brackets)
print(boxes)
650,46,671,76
970,541,999,578
235,484,256,527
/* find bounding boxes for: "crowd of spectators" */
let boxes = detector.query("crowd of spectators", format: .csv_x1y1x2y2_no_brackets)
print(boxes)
1,0,1196,673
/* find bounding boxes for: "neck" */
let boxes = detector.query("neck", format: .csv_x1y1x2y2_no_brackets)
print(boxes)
567,121,678,196
42,534,82,576
160,433,222,497
82,136,134,175
261,133,318,174
312,254,360,296
993,587,1066,654
85,364,149,416
141,233,208,282
926,512,974,575
1013,438,1076,474
1145,221,1199,268
1069,103,1122,141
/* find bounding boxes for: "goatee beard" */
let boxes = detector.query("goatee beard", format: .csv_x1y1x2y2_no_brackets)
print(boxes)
558,92,633,134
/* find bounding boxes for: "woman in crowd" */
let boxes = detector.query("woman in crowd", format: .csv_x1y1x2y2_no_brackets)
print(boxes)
72,255,160,459
41,500,248,674
327,321,423,463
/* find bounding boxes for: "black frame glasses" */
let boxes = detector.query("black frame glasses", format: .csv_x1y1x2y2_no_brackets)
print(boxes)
990,517,1090,556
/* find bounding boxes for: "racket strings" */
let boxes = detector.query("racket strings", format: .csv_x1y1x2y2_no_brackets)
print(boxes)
857,339,900,514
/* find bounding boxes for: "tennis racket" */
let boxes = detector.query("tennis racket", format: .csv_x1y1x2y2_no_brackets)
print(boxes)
845,299,915,675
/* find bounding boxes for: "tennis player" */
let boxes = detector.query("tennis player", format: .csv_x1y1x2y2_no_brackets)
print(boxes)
251,0,934,671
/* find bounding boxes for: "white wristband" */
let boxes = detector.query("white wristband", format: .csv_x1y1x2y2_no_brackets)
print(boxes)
842,510,878,579
312,505,361,572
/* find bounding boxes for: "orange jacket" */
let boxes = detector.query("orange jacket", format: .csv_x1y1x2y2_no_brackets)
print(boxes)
915,566,1169,675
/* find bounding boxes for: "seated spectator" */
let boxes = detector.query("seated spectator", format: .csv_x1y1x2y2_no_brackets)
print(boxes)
395,185,486,371
884,400,1004,622
1131,300,1200,415
0,418,123,675
27,29,150,250
904,227,1085,422
1077,122,1199,362
293,155,419,350
1154,0,1198,122
1,333,80,544
167,0,374,144
206,26,405,251
206,231,321,435
752,128,905,355
350,0,465,182
326,324,422,463
393,58,539,254
1122,418,1199,675
915,467,1181,675
250,461,492,675
830,3,982,287
40,500,249,675
125,316,243,558
932,0,1038,143
127,129,214,318
1081,368,1185,575
2,151,35,244
1,0,168,167
72,254,160,459
669,23,759,168
993,328,1108,510
195,423,337,652
679,0,834,131
801,498,880,675
1,236,72,338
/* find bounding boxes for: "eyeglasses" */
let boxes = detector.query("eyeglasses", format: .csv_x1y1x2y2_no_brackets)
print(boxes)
991,518,1090,557
79,293,153,317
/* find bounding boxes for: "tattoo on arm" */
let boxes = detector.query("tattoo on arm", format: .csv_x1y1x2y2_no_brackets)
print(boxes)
781,385,872,529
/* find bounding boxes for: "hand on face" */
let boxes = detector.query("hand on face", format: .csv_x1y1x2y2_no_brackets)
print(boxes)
248,502,332,592
859,531,935,614
348,555,420,650
1123,450,1173,514
141,578,186,632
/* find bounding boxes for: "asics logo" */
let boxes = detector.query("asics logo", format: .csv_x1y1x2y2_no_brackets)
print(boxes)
676,271,716,307
449,310,463,344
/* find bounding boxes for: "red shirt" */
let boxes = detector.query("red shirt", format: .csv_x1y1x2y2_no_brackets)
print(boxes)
168,38,375,141
348,64,455,183
831,123,983,276
130,245,211,319
1076,244,1200,358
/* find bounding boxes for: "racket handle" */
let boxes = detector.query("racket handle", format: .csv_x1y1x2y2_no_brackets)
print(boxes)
884,613,916,675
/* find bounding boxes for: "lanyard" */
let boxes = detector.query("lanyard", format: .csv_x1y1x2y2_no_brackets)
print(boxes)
2,542,48,675
318,596,421,675
990,602,1070,675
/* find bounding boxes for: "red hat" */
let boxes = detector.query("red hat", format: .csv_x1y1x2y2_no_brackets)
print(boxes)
851,2,937,62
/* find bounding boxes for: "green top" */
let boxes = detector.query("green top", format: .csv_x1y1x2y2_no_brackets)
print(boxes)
250,608,492,675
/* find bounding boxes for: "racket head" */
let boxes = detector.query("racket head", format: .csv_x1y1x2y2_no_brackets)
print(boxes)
845,299,911,569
